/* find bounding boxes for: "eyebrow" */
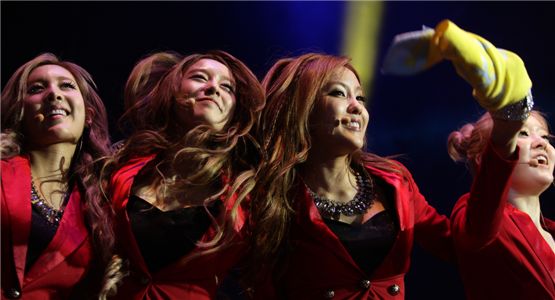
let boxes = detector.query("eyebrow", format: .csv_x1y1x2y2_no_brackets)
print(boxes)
187,68,235,84
28,75,76,83
326,80,363,94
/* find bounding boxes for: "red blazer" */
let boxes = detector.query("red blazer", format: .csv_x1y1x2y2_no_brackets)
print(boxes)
268,162,453,299
451,144,555,300
109,156,247,300
1,156,93,299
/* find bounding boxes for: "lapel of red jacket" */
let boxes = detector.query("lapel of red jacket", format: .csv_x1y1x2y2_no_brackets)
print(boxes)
365,164,412,278
509,206,555,291
112,156,156,276
295,181,363,273
24,184,89,282
365,164,408,231
2,156,32,286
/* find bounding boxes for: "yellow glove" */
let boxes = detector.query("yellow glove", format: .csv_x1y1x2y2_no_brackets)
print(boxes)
431,20,531,111
382,19,532,111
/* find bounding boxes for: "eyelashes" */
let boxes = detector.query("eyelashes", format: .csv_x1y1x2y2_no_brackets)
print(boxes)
26,81,78,94
188,73,235,94
328,89,366,102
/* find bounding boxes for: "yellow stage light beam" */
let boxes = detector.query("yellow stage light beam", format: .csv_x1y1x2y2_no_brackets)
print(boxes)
342,1,384,102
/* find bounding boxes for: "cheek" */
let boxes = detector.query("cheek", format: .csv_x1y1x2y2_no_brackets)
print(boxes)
22,97,40,111
548,145,555,163
226,96,237,115
179,81,199,96
516,140,531,159
73,100,87,121
21,102,41,124
362,110,370,125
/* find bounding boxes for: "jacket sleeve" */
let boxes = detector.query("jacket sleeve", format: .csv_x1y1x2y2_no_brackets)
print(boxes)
450,143,518,250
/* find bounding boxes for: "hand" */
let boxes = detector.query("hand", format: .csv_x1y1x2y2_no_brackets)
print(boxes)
431,20,531,111
382,19,532,112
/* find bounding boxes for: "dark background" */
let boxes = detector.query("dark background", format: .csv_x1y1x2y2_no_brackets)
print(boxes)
3,2,555,299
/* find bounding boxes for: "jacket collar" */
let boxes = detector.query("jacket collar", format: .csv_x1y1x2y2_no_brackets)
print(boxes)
2,155,89,285
508,205,555,290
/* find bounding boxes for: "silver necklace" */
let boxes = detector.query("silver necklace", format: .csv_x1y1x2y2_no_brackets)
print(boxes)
30,178,65,225
306,168,375,219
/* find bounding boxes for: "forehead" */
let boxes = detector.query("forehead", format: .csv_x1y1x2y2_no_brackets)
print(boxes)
29,64,75,81
328,67,360,86
526,114,549,132
187,58,233,78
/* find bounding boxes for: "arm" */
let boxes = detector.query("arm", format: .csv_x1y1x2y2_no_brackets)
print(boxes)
453,134,519,250
383,20,530,250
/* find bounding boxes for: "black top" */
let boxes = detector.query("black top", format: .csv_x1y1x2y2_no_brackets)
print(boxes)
26,208,58,272
322,176,399,275
324,210,398,275
127,195,221,272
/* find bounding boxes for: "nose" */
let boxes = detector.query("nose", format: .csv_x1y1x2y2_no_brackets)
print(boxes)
533,135,548,150
204,81,220,97
347,97,363,115
46,86,63,102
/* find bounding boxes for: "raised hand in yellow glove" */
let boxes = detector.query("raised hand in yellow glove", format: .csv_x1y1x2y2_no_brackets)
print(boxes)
382,19,532,112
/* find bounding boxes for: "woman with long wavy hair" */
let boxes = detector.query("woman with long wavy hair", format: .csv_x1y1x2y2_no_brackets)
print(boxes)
248,53,453,299
1,53,114,299
101,50,264,299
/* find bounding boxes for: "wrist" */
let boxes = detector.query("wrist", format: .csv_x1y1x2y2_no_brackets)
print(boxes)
491,91,534,121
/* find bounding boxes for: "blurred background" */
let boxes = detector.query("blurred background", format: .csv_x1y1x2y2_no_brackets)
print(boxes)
3,2,555,299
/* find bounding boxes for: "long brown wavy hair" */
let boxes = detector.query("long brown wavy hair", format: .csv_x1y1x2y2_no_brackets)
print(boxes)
103,49,265,257
1,53,114,284
248,53,403,283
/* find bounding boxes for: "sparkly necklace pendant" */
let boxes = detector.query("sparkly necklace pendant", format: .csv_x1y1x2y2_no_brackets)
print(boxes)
31,179,65,225
306,167,375,219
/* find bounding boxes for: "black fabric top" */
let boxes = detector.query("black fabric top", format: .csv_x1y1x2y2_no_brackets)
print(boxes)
324,209,398,275
127,195,221,272
322,176,399,275
26,208,59,272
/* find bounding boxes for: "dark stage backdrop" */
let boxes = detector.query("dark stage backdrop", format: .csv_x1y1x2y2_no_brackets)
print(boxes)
2,2,555,299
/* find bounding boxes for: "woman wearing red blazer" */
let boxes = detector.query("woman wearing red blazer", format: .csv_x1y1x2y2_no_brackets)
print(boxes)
443,21,555,300
101,51,264,299
384,20,554,300
448,111,555,300
247,53,453,299
1,54,113,299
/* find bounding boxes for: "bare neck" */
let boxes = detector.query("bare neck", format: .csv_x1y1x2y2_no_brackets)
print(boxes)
508,190,542,227
28,143,77,181
300,153,357,200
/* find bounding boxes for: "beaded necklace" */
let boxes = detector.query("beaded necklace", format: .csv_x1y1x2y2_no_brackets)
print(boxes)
306,167,375,219
30,178,66,225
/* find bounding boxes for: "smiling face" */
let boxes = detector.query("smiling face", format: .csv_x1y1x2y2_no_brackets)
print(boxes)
175,58,236,131
309,67,369,156
511,114,555,194
21,64,86,148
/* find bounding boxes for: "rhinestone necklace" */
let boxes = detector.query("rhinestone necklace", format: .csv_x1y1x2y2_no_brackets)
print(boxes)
305,167,375,219
30,178,65,225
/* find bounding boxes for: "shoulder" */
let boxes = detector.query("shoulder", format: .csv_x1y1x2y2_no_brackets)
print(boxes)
363,158,414,184
1,155,29,176
111,155,155,182
1,154,27,165
110,155,155,196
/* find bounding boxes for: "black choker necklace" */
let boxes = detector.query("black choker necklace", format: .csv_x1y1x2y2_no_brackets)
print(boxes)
305,167,375,219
